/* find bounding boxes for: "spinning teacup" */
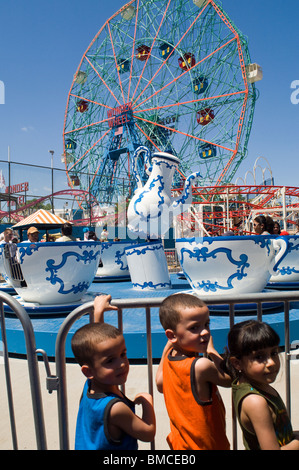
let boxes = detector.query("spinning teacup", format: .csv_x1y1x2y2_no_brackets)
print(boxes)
176,235,288,296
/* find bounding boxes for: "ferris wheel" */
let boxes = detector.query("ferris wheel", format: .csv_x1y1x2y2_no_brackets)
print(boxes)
63,0,259,205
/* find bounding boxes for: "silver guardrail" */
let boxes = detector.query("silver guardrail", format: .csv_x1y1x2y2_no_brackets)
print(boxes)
54,291,299,450
1,289,299,450
0,291,47,449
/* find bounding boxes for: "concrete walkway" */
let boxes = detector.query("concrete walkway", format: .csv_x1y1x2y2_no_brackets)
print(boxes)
0,354,299,450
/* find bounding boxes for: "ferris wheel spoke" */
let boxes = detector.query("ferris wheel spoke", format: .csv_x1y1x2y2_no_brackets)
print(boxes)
88,160,107,192
134,122,162,152
135,115,234,153
64,117,109,136
107,22,126,104
84,56,121,106
133,36,238,112
134,89,246,116
216,95,249,185
129,0,172,104
67,129,111,172
69,93,112,112
126,0,140,101
135,123,186,180
131,1,208,108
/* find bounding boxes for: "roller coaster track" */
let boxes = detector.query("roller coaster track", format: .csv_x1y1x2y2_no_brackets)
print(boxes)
3,185,299,226
0,189,100,223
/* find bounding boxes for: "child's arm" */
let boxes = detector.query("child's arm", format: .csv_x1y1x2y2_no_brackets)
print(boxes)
155,341,172,393
206,335,231,386
109,393,156,442
241,394,299,450
93,294,118,323
194,336,231,398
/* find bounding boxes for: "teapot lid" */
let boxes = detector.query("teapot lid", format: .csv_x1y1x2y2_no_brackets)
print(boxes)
152,152,180,164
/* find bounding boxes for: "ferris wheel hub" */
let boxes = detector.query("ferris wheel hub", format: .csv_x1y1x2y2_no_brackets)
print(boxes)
107,102,133,129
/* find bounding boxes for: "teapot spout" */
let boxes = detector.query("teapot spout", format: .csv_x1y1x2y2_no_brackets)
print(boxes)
172,171,201,214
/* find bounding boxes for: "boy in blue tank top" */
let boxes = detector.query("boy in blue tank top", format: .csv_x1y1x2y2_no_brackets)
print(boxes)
71,295,156,450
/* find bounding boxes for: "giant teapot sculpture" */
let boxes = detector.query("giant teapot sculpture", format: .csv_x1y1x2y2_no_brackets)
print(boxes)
127,146,201,239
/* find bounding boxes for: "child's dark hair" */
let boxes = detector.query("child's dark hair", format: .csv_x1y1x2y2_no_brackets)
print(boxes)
222,320,280,379
159,293,207,331
71,322,121,367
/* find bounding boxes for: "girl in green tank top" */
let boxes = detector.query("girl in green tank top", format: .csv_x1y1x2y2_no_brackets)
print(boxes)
222,320,299,450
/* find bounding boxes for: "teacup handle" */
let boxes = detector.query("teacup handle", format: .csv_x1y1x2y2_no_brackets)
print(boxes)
271,238,288,276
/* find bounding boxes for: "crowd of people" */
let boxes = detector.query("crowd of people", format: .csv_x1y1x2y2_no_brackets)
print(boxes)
2,216,299,245
0,223,104,245
71,293,299,451
221,215,298,237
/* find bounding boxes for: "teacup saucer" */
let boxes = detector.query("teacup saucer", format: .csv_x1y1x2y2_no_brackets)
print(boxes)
266,281,299,290
3,292,99,317
93,274,131,282
179,289,284,315
0,282,17,295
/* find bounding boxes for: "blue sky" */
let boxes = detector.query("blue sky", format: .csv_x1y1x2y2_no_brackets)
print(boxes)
0,0,298,189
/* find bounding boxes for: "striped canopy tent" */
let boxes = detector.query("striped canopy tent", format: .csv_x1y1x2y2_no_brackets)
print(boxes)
12,209,71,240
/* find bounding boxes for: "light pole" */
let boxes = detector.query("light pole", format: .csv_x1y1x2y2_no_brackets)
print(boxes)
49,150,54,213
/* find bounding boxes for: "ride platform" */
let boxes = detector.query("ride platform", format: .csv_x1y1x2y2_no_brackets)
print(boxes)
1,274,299,361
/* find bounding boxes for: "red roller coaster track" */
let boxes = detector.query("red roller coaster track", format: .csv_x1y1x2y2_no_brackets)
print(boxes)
0,190,100,223
2,185,299,232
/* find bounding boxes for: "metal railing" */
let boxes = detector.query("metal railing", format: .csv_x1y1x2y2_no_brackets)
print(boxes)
0,291,47,449
54,291,299,450
1,290,299,450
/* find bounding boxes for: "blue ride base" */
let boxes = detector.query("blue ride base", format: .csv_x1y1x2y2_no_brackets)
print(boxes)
2,274,299,360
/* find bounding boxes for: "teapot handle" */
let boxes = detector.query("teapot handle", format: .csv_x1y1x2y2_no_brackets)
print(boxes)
132,146,152,189
270,237,288,276
172,171,201,214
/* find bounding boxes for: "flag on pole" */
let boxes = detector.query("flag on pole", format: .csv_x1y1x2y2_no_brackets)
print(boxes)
115,126,123,136
0,170,6,190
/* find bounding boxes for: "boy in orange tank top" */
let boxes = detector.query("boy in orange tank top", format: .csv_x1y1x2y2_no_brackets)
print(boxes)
156,293,231,450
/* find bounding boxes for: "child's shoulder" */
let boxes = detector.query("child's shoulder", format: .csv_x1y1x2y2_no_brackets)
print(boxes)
194,356,215,379
194,355,214,370
194,355,226,387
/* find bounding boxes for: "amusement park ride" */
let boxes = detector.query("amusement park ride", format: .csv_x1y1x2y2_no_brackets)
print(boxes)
2,0,299,373
3,0,297,233
62,0,260,210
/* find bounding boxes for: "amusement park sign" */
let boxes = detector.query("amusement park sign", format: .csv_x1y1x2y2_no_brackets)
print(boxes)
5,182,29,195
5,181,29,205
107,102,133,128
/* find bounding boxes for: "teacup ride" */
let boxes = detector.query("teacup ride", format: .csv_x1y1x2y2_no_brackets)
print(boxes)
94,240,138,282
176,234,289,313
126,146,200,290
268,234,299,289
2,240,102,315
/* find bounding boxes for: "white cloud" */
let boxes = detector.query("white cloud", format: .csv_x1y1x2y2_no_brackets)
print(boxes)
21,126,35,132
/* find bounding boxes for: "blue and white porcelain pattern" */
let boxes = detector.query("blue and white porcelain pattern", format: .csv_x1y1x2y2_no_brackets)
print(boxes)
127,146,200,239
269,235,299,283
96,240,137,278
125,242,171,290
3,241,101,305
176,235,288,296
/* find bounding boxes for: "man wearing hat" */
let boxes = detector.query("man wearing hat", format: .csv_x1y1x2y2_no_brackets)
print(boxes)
27,226,40,243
